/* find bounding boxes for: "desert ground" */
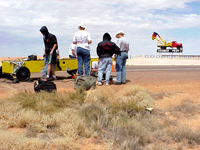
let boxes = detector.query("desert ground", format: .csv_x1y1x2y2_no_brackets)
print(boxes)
1,57,200,149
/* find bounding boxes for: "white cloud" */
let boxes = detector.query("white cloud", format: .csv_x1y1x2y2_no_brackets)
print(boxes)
0,0,200,57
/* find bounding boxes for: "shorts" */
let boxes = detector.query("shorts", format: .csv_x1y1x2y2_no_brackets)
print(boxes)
47,51,57,64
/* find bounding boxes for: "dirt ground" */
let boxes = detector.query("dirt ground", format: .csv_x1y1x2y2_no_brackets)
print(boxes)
1,65,200,149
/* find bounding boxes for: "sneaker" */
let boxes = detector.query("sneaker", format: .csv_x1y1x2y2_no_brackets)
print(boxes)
98,82,102,86
105,83,109,86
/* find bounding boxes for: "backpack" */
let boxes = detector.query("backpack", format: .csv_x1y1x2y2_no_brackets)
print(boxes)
34,79,57,92
74,76,96,91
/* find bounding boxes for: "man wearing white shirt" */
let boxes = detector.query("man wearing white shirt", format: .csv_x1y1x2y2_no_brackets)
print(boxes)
73,23,92,76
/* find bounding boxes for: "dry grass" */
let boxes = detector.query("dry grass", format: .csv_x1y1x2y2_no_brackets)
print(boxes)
168,99,200,117
0,85,199,149
169,124,200,144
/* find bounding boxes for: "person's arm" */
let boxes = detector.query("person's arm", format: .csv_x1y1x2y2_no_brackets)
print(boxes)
88,32,92,44
43,51,46,58
72,50,77,57
57,53,60,59
96,43,102,57
73,34,77,44
50,44,57,55
91,68,98,72
114,44,120,61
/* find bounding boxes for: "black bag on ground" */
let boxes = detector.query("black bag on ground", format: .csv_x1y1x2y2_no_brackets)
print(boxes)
74,76,96,91
34,79,56,92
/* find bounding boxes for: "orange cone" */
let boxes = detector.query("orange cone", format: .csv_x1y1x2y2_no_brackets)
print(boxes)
111,64,115,72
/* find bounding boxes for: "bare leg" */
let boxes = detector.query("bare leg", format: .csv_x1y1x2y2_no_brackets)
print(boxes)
51,64,55,76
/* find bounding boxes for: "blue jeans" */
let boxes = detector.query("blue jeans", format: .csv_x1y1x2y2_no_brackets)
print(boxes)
77,47,90,76
42,54,56,77
116,52,128,83
98,57,112,84
42,54,49,77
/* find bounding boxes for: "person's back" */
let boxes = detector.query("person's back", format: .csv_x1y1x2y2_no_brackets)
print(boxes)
73,23,92,76
116,36,129,52
96,33,119,86
97,33,119,58
115,30,129,85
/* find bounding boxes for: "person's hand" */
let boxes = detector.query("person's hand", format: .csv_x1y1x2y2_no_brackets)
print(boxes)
50,51,53,55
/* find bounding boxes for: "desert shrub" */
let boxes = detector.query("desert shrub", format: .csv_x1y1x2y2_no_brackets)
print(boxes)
0,131,47,150
81,103,110,134
168,125,200,145
52,108,91,138
9,90,86,114
3,85,191,150
0,130,79,150
168,99,200,117
68,88,86,105
124,85,145,96
85,87,116,104
104,117,152,150
149,92,166,100
110,94,153,118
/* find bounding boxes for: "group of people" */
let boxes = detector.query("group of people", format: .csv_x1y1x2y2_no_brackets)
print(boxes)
40,23,129,85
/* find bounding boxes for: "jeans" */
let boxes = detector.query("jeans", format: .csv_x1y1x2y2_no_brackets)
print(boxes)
42,54,57,77
42,54,49,77
77,47,90,76
98,57,112,84
116,52,128,83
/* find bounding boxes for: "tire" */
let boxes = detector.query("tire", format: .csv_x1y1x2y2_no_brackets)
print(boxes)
16,67,30,81
176,45,180,50
67,69,77,76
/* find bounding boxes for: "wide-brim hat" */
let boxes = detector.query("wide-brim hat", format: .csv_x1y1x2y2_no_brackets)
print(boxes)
115,30,125,38
78,23,87,29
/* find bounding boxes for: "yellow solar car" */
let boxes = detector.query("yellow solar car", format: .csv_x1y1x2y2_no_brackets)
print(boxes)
0,58,98,81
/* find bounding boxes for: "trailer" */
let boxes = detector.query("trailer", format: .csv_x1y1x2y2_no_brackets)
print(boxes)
0,58,98,81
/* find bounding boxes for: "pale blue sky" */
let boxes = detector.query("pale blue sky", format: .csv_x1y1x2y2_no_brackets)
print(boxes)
0,0,200,57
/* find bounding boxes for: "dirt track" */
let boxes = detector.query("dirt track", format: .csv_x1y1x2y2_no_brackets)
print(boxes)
1,66,200,99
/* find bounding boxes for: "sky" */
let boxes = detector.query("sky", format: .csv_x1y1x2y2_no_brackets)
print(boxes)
0,0,200,57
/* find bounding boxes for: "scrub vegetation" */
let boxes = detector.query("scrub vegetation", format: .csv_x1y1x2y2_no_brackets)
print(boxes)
0,85,200,150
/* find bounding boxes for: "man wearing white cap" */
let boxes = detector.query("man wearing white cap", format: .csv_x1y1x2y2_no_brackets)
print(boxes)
73,23,92,76
114,30,129,85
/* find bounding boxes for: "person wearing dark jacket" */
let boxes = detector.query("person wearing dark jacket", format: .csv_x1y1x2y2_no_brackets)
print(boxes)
40,26,58,80
96,33,120,86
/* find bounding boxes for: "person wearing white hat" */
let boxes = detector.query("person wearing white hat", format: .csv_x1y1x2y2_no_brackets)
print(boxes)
73,23,92,76
114,30,129,85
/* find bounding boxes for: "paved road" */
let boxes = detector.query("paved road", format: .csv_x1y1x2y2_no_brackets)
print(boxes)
126,65,200,72
31,65,200,81
123,65,200,87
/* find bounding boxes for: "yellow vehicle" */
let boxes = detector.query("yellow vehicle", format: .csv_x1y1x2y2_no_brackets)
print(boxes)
0,57,98,81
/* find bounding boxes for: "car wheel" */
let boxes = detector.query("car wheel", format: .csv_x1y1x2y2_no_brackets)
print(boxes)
16,67,30,81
